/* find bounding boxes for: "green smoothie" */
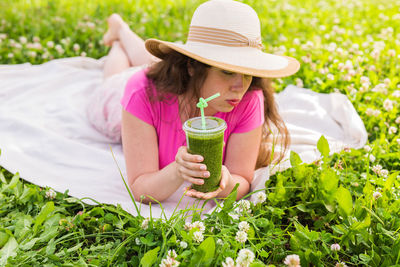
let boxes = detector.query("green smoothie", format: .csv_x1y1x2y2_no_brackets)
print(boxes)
183,117,227,193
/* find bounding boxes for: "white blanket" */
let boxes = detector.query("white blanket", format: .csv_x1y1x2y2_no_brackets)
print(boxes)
0,57,367,217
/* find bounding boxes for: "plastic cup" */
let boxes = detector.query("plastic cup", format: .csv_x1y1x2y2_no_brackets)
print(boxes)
183,116,227,193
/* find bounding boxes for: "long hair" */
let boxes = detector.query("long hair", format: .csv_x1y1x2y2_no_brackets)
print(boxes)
146,51,289,168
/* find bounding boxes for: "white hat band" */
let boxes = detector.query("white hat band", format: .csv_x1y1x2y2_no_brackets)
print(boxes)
187,25,264,50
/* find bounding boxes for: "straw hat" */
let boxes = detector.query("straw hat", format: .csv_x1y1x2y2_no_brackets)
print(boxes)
145,0,300,78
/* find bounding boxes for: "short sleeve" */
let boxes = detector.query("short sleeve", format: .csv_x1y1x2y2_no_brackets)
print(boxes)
120,69,155,126
232,89,264,133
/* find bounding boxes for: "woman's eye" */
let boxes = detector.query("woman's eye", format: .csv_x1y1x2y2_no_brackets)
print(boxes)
222,70,234,75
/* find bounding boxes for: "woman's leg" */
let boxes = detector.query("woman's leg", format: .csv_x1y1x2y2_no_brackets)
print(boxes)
103,14,156,67
103,41,130,79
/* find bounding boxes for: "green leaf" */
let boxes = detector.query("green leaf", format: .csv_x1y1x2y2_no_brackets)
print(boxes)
33,201,55,234
0,172,7,184
317,135,330,158
384,171,398,192
3,173,20,191
140,246,160,267
222,183,239,212
14,215,33,240
290,150,302,167
46,238,57,255
359,253,371,263
18,186,36,204
19,237,40,251
336,186,353,217
190,248,205,267
194,236,215,266
0,232,9,249
320,169,338,192
249,262,266,267
0,236,18,266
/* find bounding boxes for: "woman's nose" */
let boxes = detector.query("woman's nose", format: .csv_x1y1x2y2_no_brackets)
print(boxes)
231,74,251,91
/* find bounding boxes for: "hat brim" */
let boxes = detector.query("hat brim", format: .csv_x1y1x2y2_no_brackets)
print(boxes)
145,38,300,78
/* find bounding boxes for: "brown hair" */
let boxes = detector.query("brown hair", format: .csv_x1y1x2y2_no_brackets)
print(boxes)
146,51,289,168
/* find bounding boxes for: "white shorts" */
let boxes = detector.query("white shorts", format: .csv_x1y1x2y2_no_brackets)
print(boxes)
86,65,145,143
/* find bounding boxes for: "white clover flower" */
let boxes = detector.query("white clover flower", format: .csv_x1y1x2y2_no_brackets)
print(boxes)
47,41,54,48
284,254,301,267
380,169,389,178
235,230,248,243
184,222,192,231
27,51,37,58
222,257,235,267
19,36,27,44
80,52,87,57
397,139,400,145
45,188,57,199
86,21,96,29
13,42,22,49
389,126,398,135
159,257,180,267
392,90,400,98
168,249,178,259
331,243,341,251
395,117,400,124
179,241,187,249
159,250,180,267
217,239,224,246
236,248,255,267
295,78,304,88
141,218,149,230
193,231,204,243
373,110,381,117
41,52,49,59
335,262,348,267
191,221,205,233
253,191,267,205
365,108,374,116
73,43,80,51
383,99,394,111
373,191,382,200
238,221,250,232
237,200,251,214
369,154,376,162
372,164,383,175
135,237,141,245
363,145,372,152
7,53,14,58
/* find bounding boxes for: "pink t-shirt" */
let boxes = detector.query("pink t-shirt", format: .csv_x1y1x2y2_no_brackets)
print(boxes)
121,69,265,169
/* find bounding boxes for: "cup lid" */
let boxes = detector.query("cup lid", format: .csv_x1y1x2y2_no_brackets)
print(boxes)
183,116,227,134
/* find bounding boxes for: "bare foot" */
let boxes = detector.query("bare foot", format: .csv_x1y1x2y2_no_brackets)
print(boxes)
103,14,128,46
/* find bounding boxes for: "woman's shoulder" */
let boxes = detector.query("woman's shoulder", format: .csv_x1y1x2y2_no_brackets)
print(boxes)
125,67,150,90
240,87,264,104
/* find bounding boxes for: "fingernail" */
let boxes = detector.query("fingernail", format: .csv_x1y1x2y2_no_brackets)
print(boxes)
197,156,203,161
200,165,206,170
203,172,210,177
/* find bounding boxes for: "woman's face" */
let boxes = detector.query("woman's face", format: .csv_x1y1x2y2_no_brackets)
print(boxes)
198,67,253,115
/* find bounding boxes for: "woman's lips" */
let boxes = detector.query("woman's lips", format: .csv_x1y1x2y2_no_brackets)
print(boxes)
226,99,240,107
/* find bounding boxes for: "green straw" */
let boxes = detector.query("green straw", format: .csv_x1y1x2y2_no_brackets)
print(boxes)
196,92,220,129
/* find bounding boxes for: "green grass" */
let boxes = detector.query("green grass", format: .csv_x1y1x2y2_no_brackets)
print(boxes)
1,0,400,266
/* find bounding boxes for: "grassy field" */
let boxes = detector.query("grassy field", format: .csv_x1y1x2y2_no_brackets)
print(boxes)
1,0,400,266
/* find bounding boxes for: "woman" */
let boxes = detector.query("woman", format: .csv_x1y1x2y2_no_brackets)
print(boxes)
90,0,300,204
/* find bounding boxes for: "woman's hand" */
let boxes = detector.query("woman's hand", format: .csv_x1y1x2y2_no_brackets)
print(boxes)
174,146,210,185
184,165,232,199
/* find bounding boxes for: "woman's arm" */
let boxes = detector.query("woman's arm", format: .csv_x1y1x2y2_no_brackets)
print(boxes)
220,124,262,198
121,110,208,203
121,110,182,203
